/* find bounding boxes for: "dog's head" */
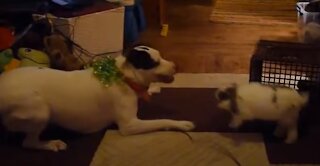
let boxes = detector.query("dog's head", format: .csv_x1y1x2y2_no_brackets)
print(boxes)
121,45,176,86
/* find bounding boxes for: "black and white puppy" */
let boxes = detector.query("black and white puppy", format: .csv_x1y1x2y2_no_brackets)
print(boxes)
0,46,195,151
215,83,309,144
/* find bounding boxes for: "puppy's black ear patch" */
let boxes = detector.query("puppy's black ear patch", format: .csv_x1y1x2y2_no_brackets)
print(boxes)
216,86,236,101
217,91,231,101
126,49,159,70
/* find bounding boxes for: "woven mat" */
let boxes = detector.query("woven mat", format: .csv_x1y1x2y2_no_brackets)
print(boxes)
90,130,269,166
210,0,297,25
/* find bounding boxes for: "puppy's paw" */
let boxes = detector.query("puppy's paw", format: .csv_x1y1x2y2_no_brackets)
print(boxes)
228,121,241,129
284,137,297,144
284,128,298,144
175,121,195,131
284,133,298,144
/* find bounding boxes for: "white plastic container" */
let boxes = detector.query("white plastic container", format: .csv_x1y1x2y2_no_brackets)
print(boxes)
47,6,125,56
296,2,320,43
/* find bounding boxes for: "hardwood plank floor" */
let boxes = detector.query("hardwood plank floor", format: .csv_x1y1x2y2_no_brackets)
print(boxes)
139,0,298,73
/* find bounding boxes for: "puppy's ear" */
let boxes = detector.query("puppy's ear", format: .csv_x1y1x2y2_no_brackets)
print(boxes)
125,49,159,70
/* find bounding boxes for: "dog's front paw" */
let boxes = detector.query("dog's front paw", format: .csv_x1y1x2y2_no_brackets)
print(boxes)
44,140,68,152
175,121,195,131
23,139,67,152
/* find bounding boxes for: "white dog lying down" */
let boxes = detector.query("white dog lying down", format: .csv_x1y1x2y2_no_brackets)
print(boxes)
215,83,309,144
0,46,195,152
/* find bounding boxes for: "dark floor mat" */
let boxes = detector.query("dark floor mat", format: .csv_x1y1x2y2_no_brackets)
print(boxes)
0,88,319,165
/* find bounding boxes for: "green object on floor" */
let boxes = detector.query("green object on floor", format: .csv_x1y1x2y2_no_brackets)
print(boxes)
0,49,14,73
17,48,50,68
0,49,13,65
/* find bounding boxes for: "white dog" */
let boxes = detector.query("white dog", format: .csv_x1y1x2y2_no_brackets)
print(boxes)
215,83,309,144
0,46,195,152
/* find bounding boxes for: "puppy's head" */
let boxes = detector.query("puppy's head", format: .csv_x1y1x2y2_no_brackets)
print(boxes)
124,45,176,85
44,34,83,71
44,34,72,55
215,84,237,112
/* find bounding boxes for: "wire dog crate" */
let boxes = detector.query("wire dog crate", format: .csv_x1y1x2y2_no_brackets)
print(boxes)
250,40,320,91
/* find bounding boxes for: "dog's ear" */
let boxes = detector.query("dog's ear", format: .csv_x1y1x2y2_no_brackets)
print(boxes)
125,48,159,70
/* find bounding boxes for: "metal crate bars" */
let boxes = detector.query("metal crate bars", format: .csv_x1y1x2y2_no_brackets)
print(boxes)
250,40,320,90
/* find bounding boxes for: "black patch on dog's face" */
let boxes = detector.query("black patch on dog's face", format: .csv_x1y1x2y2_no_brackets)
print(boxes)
126,49,159,70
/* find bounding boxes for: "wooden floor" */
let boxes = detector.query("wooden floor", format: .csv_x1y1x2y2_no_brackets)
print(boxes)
139,0,298,73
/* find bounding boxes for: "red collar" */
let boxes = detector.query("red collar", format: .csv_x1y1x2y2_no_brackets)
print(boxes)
123,77,151,101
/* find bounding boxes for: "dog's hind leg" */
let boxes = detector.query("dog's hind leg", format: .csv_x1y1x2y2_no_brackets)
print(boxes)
2,95,67,152
118,118,195,135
